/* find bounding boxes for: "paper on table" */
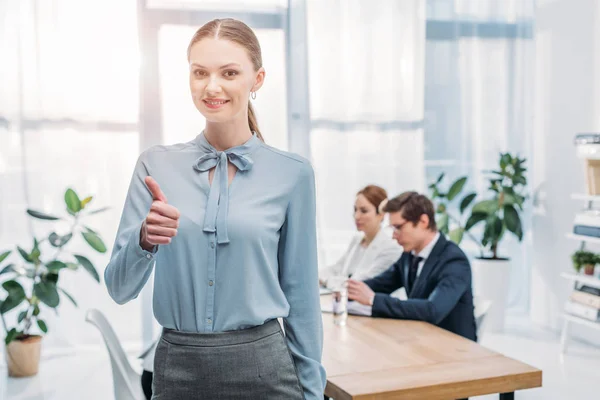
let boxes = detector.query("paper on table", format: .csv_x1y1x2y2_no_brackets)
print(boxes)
321,300,372,316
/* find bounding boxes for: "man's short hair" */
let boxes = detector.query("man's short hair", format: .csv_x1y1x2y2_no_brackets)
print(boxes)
383,191,437,231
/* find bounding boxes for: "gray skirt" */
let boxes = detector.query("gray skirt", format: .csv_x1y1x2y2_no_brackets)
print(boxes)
151,319,304,400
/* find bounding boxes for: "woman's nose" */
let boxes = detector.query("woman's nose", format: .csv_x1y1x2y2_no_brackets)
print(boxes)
206,76,222,93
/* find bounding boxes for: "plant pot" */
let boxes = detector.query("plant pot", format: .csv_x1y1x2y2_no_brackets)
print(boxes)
5,335,42,377
471,257,511,333
584,264,596,276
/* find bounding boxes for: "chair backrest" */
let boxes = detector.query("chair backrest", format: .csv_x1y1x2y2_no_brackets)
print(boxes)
473,297,493,337
85,309,145,400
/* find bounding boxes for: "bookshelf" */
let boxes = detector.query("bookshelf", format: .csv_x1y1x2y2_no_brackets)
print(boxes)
560,196,600,354
560,273,600,354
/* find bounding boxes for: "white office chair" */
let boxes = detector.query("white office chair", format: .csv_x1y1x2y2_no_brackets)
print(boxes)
85,309,146,400
473,297,493,338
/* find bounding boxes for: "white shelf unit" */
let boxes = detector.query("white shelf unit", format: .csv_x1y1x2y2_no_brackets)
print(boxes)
562,313,600,331
560,272,600,289
570,193,600,202
560,272,600,354
565,232,600,245
561,196,600,354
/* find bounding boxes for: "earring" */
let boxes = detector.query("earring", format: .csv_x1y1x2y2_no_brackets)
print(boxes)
251,91,257,100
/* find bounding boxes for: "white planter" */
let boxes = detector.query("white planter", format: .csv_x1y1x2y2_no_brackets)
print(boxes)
471,258,512,332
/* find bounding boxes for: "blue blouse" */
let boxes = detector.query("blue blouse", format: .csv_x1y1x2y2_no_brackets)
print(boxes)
104,132,326,399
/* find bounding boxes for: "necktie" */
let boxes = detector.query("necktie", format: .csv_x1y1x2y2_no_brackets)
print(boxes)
193,133,256,244
407,255,423,293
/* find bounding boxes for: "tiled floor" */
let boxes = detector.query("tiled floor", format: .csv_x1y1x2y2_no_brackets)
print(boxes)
1,316,598,400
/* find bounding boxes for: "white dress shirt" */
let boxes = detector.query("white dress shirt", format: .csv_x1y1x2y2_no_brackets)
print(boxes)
412,231,441,279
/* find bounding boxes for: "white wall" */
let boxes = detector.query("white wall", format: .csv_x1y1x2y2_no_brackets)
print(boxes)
531,0,600,346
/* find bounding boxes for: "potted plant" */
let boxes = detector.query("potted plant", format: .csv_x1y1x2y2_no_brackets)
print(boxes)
429,173,477,246
571,249,598,276
429,152,527,331
0,188,108,377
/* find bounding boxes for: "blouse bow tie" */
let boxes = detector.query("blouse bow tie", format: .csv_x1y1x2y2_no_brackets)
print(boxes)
193,136,256,244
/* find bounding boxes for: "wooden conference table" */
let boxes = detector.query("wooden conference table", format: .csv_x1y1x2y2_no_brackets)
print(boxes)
320,295,542,399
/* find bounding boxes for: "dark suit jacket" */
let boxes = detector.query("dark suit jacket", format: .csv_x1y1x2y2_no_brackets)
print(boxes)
363,234,477,341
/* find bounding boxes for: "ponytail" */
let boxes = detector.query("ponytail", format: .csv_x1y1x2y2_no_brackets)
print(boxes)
248,101,264,142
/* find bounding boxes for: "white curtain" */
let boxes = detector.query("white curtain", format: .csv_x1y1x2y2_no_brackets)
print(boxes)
307,0,426,266
0,0,142,359
424,0,535,311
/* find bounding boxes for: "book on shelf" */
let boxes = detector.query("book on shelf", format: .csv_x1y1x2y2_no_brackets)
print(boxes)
564,300,600,322
573,211,600,237
579,285,600,297
570,290,600,309
573,225,600,237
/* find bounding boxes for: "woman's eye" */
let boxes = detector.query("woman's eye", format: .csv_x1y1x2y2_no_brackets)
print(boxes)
194,70,206,77
224,70,238,77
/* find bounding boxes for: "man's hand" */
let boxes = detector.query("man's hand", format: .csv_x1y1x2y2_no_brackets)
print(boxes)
347,279,375,306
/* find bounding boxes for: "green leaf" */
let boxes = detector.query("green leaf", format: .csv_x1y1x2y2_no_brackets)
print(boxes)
2,280,26,298
500,153,511,169
33,305,40,316
5,328,18,345
0,281,26,314
81,196,93,209
82,231,107,253
46,261,67,272
74,254,100,282
48,232,73,248
66,262,79,270
87,207,110,215
83,226,97,234
0,250,11,264
437,213,449,234
26,209,61,221
65,188,82,213
504,204,523,241
17,246,32,263
37,319,48,333
465,212,488,231
18,310,27,323
436,172,445,184
448,227,464,244
483,216,503,247
514,175,527,185
460,193,477,214
34,281,60,308
0,264,15,276
471,200,498,215
59,287,78,307
42,272,59,284
447,177,467,201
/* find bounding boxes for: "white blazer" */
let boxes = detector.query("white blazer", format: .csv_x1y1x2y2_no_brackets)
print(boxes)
320,228,402,285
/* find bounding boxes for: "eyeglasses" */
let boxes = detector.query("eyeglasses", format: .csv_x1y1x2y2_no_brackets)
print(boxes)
389,220,410,233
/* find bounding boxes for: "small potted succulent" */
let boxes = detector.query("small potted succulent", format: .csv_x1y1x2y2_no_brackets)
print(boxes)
571,249,598,276
0,188,107,377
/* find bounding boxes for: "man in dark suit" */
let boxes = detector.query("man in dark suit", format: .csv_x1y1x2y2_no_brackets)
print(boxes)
347,191,477,341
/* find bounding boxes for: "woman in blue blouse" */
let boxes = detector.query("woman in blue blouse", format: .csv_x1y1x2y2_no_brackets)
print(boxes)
105,18,326,400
